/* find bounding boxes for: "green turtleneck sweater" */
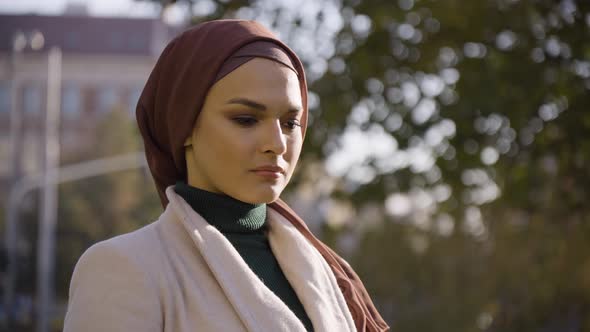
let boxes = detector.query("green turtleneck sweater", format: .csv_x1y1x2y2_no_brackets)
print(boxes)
174,182,314,331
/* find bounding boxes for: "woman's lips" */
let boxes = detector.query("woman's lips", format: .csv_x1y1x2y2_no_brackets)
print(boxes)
251,165,285,179
251,170,282,179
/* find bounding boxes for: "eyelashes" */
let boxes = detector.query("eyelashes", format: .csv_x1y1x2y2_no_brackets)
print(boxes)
233,117,258,126
232,116,302,131
284,119,302,130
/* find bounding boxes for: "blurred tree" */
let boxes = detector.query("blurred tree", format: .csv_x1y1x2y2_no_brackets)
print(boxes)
141,0,252,20
308,1,590,331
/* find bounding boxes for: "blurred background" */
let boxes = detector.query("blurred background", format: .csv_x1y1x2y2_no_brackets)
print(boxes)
0,0,589,331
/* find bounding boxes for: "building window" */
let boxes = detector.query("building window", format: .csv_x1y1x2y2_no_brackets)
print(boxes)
62,84,81,117
23,84,43,115
65,31,81,48
129,34,148,51
97,86,119,113
108,34,124,49
0,82,10,113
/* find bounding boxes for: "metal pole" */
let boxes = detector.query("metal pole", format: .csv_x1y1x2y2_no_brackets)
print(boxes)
36,46,61,332
3,31,26,328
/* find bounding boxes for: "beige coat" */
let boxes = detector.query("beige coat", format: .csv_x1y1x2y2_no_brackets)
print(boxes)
63,187,356,332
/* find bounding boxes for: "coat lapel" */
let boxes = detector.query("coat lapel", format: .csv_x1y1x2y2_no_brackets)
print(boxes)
165,187,306,332
267,208,357,332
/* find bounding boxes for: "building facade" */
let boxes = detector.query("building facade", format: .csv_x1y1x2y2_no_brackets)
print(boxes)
0,12,180,178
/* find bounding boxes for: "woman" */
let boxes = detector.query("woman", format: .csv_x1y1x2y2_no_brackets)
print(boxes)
64,19,389,332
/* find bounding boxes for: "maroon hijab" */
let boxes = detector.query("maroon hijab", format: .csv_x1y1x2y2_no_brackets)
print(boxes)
136,19,389,332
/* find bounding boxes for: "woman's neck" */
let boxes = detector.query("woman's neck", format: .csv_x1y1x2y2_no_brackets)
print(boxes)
173,181,267,233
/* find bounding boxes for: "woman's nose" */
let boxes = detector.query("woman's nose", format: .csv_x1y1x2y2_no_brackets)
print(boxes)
261,120,288,155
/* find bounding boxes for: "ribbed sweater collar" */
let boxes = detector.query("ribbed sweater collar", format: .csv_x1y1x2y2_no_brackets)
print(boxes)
173,182,266,233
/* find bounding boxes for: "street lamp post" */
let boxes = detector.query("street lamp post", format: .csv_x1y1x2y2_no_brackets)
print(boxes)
2,30,62,332
36,45,62,332
4,30,27,330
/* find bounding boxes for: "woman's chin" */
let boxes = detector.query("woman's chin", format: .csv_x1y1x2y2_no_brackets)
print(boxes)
234,186,283,204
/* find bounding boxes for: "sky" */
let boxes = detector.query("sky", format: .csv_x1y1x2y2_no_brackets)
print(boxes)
0,0,160,17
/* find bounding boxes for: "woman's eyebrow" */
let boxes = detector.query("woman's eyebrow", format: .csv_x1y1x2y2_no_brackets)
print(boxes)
226,97,266,111
226,97,302,114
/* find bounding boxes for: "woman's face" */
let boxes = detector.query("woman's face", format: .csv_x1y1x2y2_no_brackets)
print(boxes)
184,58,304,204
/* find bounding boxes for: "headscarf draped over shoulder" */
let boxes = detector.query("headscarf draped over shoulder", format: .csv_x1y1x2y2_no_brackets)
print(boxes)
136,19,389,332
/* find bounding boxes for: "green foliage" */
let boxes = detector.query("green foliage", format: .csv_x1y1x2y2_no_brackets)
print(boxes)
308,0,590,330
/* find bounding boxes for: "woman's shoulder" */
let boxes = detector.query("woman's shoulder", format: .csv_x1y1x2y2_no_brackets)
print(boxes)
77,220,165,272
98,221,159,249
64,222,165,331
72,204,192,280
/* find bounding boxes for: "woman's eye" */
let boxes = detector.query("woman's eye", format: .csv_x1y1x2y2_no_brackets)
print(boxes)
283,119,302,131
233,117,258,127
